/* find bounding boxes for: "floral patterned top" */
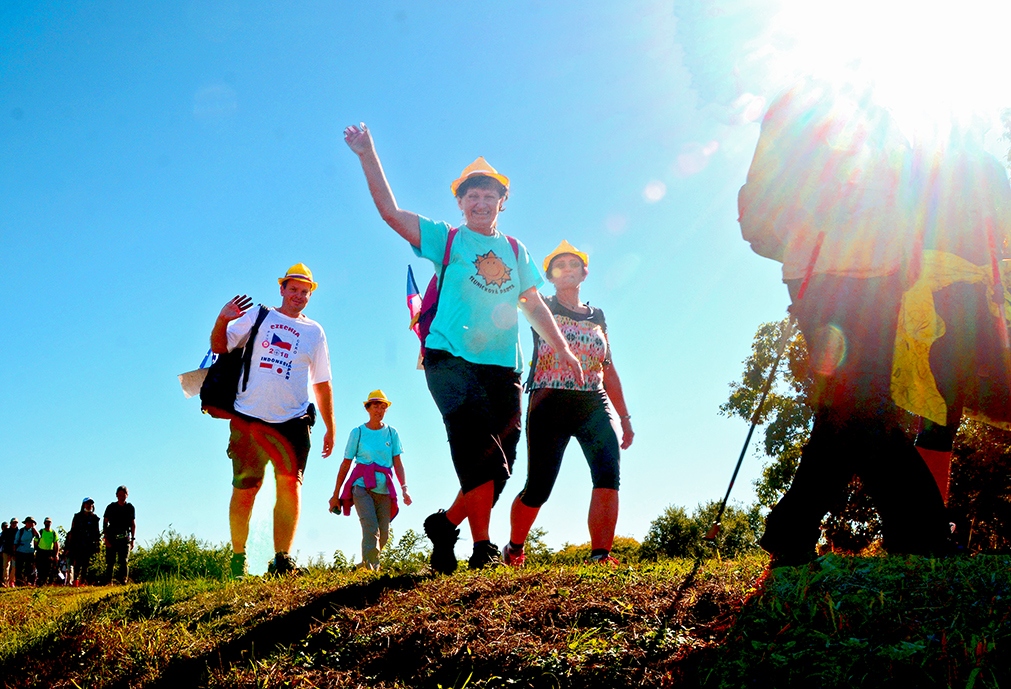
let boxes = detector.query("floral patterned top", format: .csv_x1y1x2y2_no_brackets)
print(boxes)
527,295,610,392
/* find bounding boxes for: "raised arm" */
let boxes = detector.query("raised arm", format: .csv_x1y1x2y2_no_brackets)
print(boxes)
344,123,421,248
210,295,253,354
518,287,584,386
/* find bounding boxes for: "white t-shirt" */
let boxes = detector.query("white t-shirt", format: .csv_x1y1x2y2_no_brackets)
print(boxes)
226,307,331,423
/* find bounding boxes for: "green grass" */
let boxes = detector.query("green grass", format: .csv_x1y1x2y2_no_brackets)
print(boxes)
0,554,1008,688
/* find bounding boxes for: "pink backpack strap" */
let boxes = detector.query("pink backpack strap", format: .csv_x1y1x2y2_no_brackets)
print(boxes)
442,227,460,267
506,235,519,258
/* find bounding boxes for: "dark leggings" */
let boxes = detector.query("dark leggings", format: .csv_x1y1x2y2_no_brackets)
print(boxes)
424,349,522,499
518,388,620,508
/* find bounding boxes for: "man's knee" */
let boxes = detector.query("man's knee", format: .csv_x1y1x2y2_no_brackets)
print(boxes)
232,475,264,491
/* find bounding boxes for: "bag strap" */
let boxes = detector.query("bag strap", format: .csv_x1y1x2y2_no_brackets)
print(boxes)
434,227,460,305
240,306,271,392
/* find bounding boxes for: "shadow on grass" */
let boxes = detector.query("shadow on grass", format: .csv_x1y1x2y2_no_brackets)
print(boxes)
139,573,424,688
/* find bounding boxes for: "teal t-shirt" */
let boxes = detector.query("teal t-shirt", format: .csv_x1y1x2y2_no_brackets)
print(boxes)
414,216,543,370
344,424,403,495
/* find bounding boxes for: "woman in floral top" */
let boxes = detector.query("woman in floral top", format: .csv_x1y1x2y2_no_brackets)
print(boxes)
504,240,634,567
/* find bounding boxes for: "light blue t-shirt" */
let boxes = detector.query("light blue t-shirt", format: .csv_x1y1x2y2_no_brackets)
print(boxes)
414,216,543,371
344,424,403,495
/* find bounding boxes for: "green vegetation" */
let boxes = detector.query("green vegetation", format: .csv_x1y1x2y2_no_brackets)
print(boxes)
130,529,233,582
0,554,1007,687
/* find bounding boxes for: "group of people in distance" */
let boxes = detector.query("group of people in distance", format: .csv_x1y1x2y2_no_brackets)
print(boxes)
0,486,136,587
210,123,634,578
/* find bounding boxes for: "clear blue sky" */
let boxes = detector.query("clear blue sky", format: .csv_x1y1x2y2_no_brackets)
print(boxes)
3,1,1006,573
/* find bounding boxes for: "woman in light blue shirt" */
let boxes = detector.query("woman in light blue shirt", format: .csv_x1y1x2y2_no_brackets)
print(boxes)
329,390,411,570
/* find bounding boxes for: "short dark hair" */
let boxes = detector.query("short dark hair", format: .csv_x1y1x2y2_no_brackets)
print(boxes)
455,175,508,200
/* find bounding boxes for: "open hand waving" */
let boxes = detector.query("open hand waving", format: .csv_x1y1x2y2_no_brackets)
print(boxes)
218,294,253,322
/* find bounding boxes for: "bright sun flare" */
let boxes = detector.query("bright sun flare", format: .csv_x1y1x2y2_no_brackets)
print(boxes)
764,0,1011,143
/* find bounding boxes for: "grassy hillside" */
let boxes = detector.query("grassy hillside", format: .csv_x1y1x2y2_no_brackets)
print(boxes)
0,554,1008,688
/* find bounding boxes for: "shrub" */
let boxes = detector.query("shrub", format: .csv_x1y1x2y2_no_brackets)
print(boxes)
130,529,231,582
552,536,641,565
379,528,429,574
640,500,762,561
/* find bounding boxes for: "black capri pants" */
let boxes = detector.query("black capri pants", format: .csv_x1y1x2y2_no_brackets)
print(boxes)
518,388,621,508
424,349,522,499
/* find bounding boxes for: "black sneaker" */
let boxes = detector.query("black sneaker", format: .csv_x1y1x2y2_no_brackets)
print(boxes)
268,552,298,576
424,510,460,575
468,541,502,570
230,552,247,580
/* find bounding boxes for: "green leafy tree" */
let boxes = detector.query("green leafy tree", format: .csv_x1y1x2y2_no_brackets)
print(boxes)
720,320,885,552
949,419,1011,553
640,501,762,560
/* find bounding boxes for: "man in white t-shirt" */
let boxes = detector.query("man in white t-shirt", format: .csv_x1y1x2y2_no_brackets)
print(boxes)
210,263,335,578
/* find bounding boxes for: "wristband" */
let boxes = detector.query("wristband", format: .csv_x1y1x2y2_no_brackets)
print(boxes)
620,415,631,420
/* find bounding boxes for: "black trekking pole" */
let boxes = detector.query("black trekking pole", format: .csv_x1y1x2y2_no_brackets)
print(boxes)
704,315,796,542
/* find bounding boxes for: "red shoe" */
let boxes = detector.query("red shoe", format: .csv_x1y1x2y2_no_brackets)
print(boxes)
502,544,526,568
586,552,619,568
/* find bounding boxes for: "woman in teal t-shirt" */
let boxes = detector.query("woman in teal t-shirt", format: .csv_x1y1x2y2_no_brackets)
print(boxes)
328,390,410,571
344,123,583,572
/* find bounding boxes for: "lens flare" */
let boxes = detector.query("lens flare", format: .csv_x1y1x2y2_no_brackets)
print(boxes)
810,323,847,376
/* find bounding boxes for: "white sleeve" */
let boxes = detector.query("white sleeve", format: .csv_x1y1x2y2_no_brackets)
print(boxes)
309,327,332,384
225,310,257,352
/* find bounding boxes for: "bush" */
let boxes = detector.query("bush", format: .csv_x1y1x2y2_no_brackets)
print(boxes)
130,529,232,582
379,528,429,574
640,500,763,561
552,536,641,565
333,528,430,574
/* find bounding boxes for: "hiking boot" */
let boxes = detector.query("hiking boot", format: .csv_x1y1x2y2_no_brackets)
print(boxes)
230,552,247,580
469,541,502,570
268,552,298,577
767,550,815,569
502,543,526,568
424,510,460,575
586,552,620,568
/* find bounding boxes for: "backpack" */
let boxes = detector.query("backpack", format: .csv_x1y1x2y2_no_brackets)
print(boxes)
200,305,270,418
415,228,519,359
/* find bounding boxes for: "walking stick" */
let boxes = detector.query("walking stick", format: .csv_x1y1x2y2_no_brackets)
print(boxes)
704,316,796,541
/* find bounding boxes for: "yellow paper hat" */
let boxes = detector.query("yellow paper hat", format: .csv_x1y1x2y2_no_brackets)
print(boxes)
543,240,589,273
278,263,318,291
450,156,510,197
363,389,392,408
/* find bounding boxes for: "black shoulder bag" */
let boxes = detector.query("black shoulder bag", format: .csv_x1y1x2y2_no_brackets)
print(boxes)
200,305,270,419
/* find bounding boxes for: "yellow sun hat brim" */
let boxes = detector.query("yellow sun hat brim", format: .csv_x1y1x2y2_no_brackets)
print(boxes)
543,240,589,273
363,389,392,408
278,262,318,291
450,156,510,197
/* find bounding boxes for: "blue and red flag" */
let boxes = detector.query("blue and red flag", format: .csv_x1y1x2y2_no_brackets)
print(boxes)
406,265,423,340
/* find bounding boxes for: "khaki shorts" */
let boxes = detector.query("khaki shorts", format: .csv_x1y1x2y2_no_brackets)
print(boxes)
227,413,311,489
